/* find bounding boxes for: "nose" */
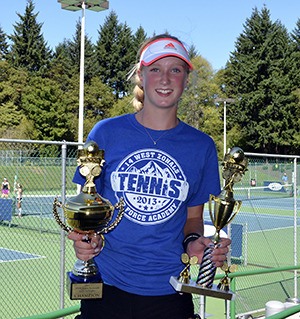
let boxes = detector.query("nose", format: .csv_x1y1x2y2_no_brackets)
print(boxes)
160,71,171,84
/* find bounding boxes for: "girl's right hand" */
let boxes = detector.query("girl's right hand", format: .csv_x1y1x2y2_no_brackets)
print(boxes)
67,232,104,261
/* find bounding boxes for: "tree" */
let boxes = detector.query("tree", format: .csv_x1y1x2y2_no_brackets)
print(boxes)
21,76,71,140
132,26,147,58
63,19,97,83
290,19,300,87
47,40,75,90
289,19,300,150
224,6,299,154
83,76,115,136
95,11,134,99
0,61,29,138
9,0,52,73
0,26,9,60
179,55,224,155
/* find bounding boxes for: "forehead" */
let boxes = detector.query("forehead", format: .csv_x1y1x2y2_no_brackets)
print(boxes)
148,56,189,68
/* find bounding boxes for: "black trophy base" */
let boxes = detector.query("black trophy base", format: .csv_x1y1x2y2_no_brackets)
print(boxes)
169,276,235,301
67,272,103,300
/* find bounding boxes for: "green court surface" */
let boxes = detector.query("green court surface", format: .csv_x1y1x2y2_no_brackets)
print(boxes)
1,195,299,318
1,222,78,319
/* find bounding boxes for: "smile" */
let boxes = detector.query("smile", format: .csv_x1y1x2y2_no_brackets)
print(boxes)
156,89,173,94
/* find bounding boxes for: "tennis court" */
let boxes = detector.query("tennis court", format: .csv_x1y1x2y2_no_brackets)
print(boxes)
0,141,299,318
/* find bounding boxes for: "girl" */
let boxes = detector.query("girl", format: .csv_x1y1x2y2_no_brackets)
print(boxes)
69,34,230,319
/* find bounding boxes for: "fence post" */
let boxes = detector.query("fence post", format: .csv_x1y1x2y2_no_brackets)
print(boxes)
230,277,236,319
59,142,67,310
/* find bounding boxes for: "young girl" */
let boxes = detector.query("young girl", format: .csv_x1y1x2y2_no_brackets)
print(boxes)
69,34,231,319
1,178,10,198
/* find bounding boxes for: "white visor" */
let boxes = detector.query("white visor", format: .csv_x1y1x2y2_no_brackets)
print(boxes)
139,38,193,70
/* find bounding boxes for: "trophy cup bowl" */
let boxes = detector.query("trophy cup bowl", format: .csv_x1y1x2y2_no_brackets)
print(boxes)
53,141,124,300
170,146,247,300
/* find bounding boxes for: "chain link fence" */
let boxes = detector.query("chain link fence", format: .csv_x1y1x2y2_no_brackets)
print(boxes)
192,152,300,318
0,139,299,318
0,139,79,319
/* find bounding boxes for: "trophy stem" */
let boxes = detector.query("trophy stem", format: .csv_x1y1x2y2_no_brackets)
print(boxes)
196,242,217,288
72,259,99,278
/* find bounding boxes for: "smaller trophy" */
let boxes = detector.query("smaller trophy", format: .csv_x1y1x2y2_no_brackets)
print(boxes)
217,263,238,291
53,141,124,300
170,147,247,300
177,254,198,284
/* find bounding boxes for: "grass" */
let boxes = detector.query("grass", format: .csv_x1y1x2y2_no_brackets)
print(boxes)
0,164,76,194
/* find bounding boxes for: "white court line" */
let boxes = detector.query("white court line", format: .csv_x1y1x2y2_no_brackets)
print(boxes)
0,247,46,263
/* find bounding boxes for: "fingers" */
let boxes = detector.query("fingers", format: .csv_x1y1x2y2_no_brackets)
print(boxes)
210,237,231,267
67,232,104,261
189,236,231,267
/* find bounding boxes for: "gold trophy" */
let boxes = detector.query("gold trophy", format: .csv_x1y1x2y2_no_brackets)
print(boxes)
170,147,248,300
53,141,124,300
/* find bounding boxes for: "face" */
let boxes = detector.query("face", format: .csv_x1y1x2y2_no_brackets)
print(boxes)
139,56,189,110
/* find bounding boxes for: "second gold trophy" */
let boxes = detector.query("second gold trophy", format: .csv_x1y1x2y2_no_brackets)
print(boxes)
170,147,248,300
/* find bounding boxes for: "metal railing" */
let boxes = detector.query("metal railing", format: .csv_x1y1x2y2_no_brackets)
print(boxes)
18,265,300,319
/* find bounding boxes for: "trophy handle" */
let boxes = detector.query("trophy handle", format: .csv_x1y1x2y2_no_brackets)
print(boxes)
208,194,215,223
98,197,125,234
53,197,72,233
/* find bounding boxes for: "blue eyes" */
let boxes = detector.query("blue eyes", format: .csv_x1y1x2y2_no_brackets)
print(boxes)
150,68,181,73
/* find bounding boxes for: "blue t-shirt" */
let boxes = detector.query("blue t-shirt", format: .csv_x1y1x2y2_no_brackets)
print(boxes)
73,113,221,296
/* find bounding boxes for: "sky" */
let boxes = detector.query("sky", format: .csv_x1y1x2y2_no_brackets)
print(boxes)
1,0,300,71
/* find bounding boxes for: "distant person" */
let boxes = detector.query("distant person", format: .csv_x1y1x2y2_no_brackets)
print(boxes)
1,178,10,198
15,183,23,217
282,172,288,185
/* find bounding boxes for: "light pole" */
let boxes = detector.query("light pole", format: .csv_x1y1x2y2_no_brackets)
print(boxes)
215,97,235,156
57,0,109,145
56,0,109,309
214,95,236,319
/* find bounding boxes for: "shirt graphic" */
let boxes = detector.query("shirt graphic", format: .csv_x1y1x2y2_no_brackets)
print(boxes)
111,149,189,225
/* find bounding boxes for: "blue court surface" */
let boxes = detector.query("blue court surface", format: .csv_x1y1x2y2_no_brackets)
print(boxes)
0,247,45,263
203,196,300,233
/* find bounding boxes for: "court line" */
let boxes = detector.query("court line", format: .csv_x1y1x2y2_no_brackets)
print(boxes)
0,247,45,263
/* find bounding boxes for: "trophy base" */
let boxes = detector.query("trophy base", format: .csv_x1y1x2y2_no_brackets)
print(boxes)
67,272,103,300
169,276,235,301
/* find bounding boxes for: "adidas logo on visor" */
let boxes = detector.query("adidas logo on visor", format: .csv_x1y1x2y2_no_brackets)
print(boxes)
164,43,176,50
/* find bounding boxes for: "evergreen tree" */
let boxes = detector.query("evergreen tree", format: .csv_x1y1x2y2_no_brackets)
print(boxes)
188,44,199,60
290,19,300,87
291,18,300,48
289,19,300,150
9,0,52,73
0,26,9,60
48,40,75,89
0,61,32,138
95,11,134,99
225,6,298,154
132,26,147,62
66,19,97,82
